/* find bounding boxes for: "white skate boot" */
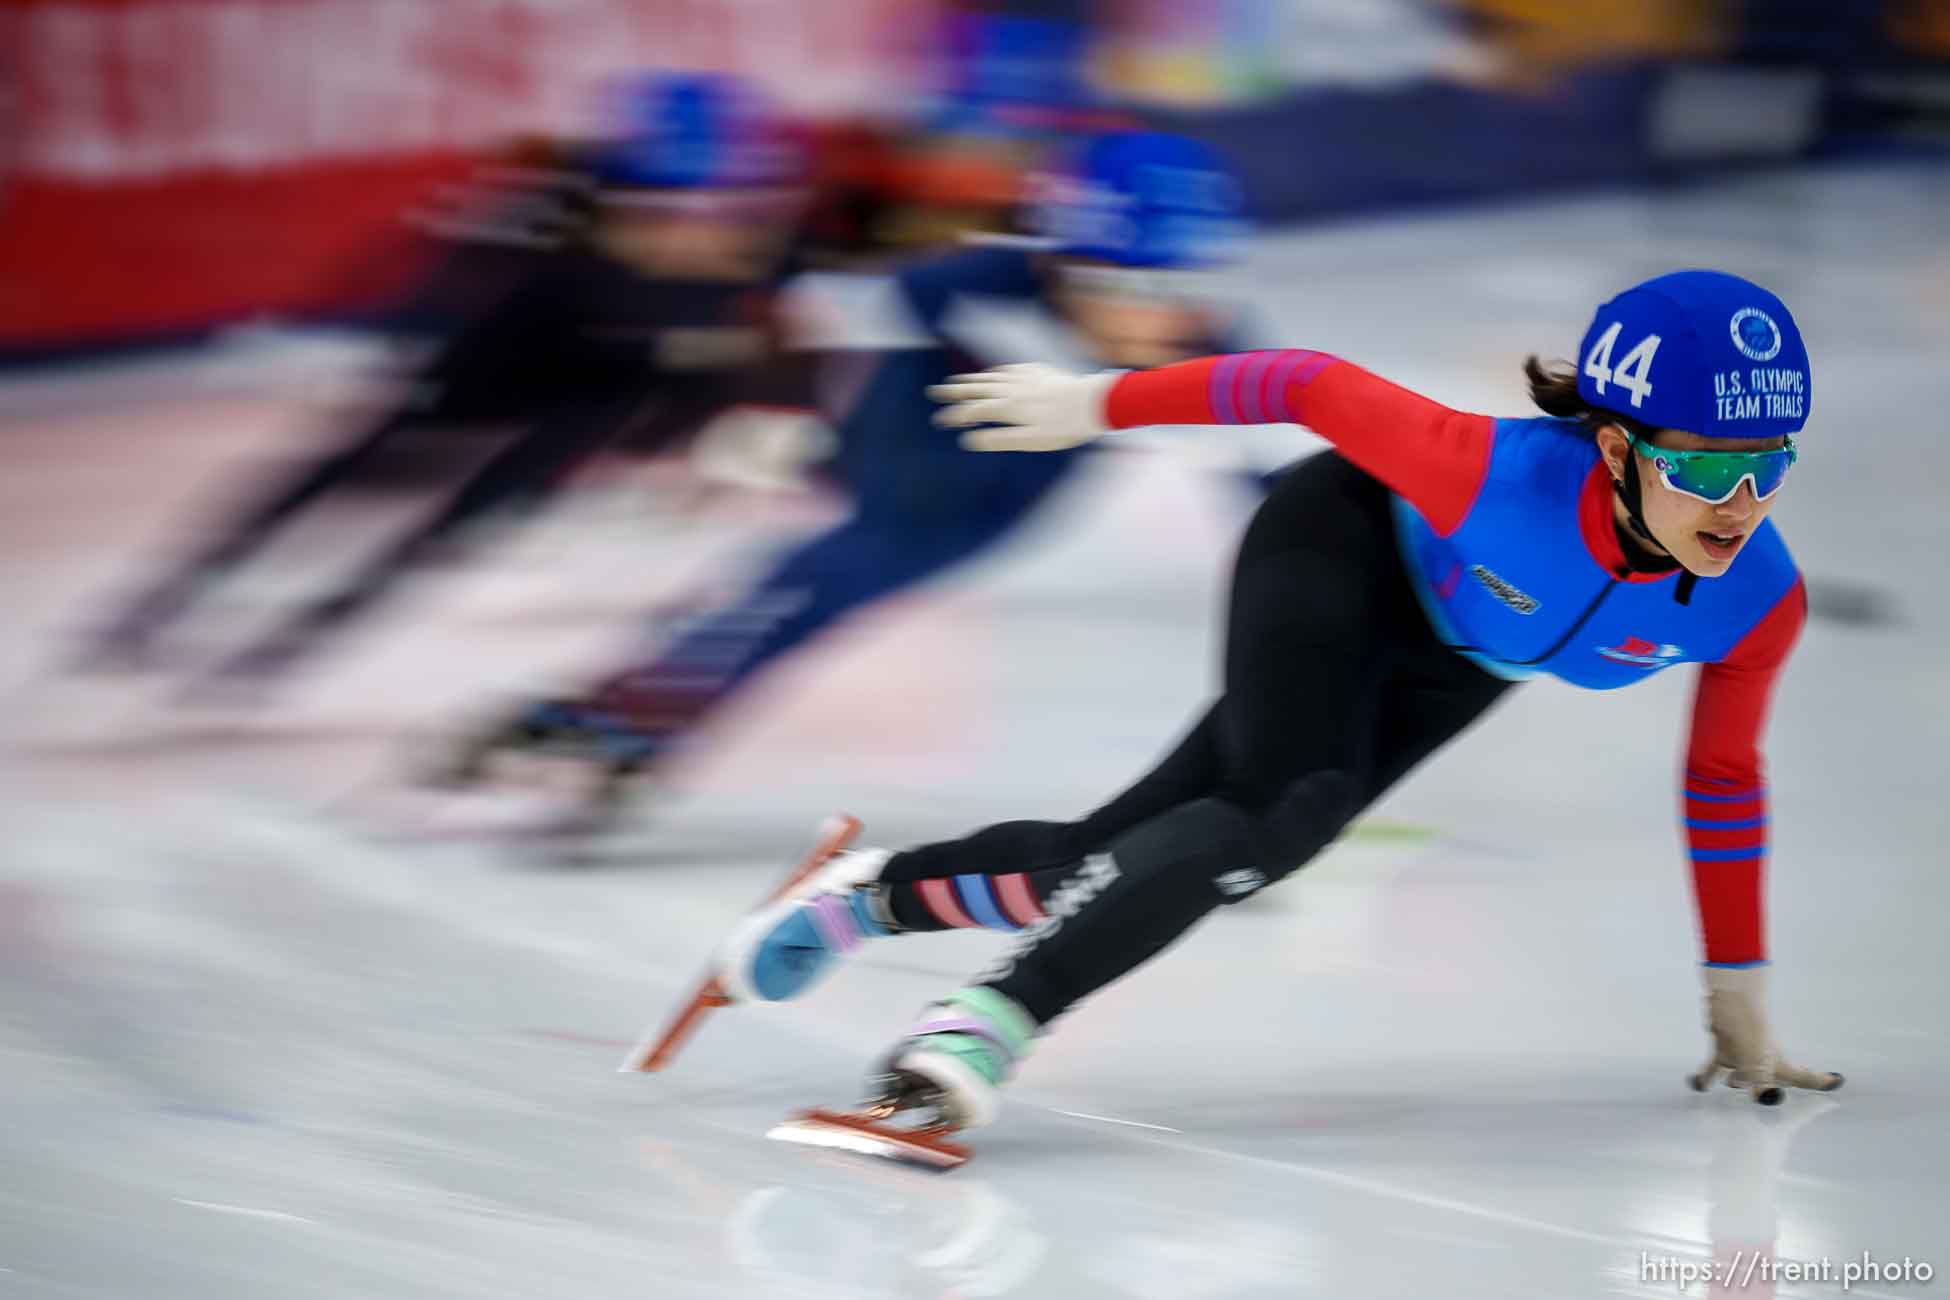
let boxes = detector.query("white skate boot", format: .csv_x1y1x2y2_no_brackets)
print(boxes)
714,846,895,1004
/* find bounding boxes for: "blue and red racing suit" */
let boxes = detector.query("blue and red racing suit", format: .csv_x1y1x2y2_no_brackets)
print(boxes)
1105,350,1805,968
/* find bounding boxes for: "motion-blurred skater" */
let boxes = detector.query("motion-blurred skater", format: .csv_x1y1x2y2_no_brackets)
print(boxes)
79,73,813,686
440,130,1258,829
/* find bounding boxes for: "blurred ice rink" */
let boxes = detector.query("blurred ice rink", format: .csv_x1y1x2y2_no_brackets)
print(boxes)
4,159,1949,1297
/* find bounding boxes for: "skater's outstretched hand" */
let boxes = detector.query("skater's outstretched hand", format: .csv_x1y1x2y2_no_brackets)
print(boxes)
1692,966,1844,1105
929,363,1121,452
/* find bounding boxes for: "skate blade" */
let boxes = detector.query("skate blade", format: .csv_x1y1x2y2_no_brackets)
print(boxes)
767,1109,970,1171
618,814,862,1073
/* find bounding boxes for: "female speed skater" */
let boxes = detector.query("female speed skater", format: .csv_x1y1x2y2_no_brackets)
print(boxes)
706,267,1844,1147
437,130,1259,827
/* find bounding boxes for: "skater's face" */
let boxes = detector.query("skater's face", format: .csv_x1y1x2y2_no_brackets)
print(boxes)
1598,425,1788,577
1051,259,1226,369
597,189,803,281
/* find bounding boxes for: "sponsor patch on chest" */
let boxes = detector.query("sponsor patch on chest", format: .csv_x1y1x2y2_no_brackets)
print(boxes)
1469,564,1540,615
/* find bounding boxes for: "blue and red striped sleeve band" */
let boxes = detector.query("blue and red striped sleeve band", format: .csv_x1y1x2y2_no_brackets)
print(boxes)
1683,768,1770,967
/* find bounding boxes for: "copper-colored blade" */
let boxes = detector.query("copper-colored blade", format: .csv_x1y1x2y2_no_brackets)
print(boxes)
619,815,862,1073
767,1108,971,1170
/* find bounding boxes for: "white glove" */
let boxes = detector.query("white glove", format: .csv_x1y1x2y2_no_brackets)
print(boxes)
928,363,1122,452
1691,966,1844,1105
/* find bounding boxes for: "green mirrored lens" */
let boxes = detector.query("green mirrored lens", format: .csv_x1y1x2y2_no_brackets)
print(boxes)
1633,437,1795,504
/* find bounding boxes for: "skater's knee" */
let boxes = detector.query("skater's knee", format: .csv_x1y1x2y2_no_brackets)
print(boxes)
1120,772,1360,904
1108,797,1269,904
1244,768,1361,886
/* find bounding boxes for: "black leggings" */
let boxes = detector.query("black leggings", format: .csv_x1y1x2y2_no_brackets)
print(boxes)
879,452,1515,1025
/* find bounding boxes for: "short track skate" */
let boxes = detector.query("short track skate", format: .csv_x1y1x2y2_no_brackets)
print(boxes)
767,1067,974,1171
619,814,862,1072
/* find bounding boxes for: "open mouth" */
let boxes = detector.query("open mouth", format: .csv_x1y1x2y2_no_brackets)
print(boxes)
1697,530,1744,561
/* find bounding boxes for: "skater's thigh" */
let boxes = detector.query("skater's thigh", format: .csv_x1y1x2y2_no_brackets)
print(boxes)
1216,453,1396,803
1358,650,1515,810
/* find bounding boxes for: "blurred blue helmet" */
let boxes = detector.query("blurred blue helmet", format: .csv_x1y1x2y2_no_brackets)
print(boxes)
1028,131,1246,268
595,73,801,190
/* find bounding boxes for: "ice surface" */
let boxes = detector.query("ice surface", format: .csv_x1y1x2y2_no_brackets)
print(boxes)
4,163,1948,1298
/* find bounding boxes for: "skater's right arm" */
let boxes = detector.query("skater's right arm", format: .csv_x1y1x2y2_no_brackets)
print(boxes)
1103,353,1495,536
932,352,1496,536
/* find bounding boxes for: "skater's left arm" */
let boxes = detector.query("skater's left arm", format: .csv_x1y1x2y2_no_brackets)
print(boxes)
1682,577,1840,1102
1681,577,1805,967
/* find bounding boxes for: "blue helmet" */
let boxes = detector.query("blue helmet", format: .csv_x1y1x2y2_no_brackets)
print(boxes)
595,73,801,191
1028,130,1246,268
1575,270,1810,440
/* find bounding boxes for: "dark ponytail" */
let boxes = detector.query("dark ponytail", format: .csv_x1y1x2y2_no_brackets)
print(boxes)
1524,355,1654,439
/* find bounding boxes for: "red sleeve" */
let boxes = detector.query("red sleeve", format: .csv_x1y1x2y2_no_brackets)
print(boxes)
1104,350,1495,535
1681,578,1806,966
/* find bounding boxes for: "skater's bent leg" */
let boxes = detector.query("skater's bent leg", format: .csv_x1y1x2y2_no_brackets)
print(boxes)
877,771,1368,1125
955,454,1416,1023
980,769,1362,1025
964,662,1515,1024
872,715,1346,947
